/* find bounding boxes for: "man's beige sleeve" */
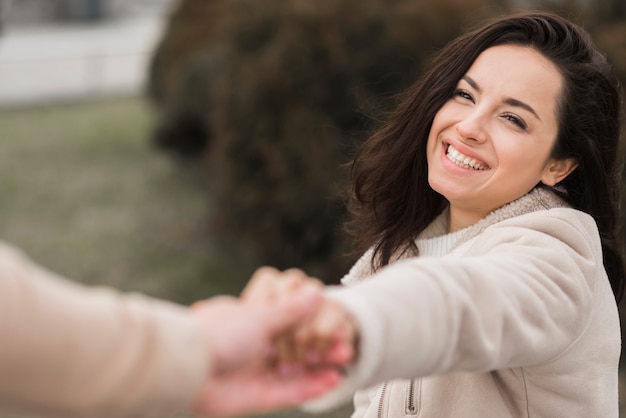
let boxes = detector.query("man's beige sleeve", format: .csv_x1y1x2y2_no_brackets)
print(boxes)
0,241,210,418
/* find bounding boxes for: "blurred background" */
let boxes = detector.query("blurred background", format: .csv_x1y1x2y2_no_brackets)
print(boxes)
0,0,624,417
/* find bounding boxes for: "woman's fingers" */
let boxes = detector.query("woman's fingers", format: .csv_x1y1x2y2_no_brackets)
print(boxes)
288,298,359,367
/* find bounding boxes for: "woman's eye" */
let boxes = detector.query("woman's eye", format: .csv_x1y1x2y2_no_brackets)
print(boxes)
453,89,474,102
503,113,528,130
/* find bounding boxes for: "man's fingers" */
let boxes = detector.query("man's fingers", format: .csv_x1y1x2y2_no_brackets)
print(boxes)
241,266,281,301
242,267,323,305
260,283,323,335
251,370,342,410
192,369,342,417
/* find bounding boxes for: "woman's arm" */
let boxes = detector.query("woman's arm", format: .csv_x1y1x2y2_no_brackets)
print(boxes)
306,209,605,411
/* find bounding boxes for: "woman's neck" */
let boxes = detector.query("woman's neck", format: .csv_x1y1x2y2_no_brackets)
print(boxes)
447,206,484,233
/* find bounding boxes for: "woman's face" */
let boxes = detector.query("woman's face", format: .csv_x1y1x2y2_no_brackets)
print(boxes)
426,44,573,231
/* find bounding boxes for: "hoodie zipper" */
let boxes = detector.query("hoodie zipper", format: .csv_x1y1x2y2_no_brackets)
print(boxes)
406,379,418,415
377,379,419,418
377,382,388,418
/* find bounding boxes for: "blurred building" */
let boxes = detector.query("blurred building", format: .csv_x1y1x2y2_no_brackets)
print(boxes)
3,0,126,24
1,0,174,28
0,0,176,106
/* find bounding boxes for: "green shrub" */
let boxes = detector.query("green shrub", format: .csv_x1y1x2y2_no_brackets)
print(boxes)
147,0,626,282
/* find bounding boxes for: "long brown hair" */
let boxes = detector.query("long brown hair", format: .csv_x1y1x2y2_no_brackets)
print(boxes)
347,11,626,302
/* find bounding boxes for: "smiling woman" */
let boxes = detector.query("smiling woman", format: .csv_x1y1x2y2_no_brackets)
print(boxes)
240,10,626,418
344,11,625,301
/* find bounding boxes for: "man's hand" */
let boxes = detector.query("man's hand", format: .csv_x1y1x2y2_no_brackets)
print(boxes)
189,278,342,416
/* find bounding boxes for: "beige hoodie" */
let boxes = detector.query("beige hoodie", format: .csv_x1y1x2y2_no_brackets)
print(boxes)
0,242,208,418
305,188,621,417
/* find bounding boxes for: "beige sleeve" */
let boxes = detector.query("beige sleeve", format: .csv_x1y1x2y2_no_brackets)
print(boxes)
305,209,604,412
0,241,210,418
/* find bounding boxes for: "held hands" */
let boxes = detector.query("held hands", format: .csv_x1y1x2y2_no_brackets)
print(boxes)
242,267,359,373
188,267,359,417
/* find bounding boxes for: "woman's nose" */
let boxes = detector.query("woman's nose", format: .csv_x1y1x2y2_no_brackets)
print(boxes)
455,113,488,143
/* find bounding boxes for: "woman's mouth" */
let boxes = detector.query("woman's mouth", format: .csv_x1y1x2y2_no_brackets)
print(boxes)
445,144,489,170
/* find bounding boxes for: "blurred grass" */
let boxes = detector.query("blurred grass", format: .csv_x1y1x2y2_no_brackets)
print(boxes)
0,96,242,302
0,96,352,417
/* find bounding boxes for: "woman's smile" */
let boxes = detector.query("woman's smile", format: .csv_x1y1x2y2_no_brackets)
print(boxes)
444,144,489,171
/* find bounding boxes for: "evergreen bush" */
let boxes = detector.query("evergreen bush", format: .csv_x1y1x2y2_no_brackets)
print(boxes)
147,0,625,282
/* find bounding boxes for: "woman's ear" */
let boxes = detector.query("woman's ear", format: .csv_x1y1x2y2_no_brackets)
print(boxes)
541,158,579,186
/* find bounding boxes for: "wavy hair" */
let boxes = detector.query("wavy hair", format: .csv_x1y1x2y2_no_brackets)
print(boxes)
347,11,625,302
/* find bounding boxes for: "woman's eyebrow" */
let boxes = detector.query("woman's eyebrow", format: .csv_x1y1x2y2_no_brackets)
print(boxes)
462,75,481,92
502,97,542,121
462,75,542,121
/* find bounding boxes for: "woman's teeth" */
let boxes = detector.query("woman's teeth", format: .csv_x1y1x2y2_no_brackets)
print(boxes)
446,145,488,170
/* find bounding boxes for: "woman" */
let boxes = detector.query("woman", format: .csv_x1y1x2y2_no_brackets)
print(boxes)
245,10,625,417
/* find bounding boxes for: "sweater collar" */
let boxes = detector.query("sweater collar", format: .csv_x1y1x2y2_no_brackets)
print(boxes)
342,187,570,284
416,187,569,256
450,186,569,250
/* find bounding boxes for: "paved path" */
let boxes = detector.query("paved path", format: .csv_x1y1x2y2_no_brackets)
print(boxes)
0,11,168,107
